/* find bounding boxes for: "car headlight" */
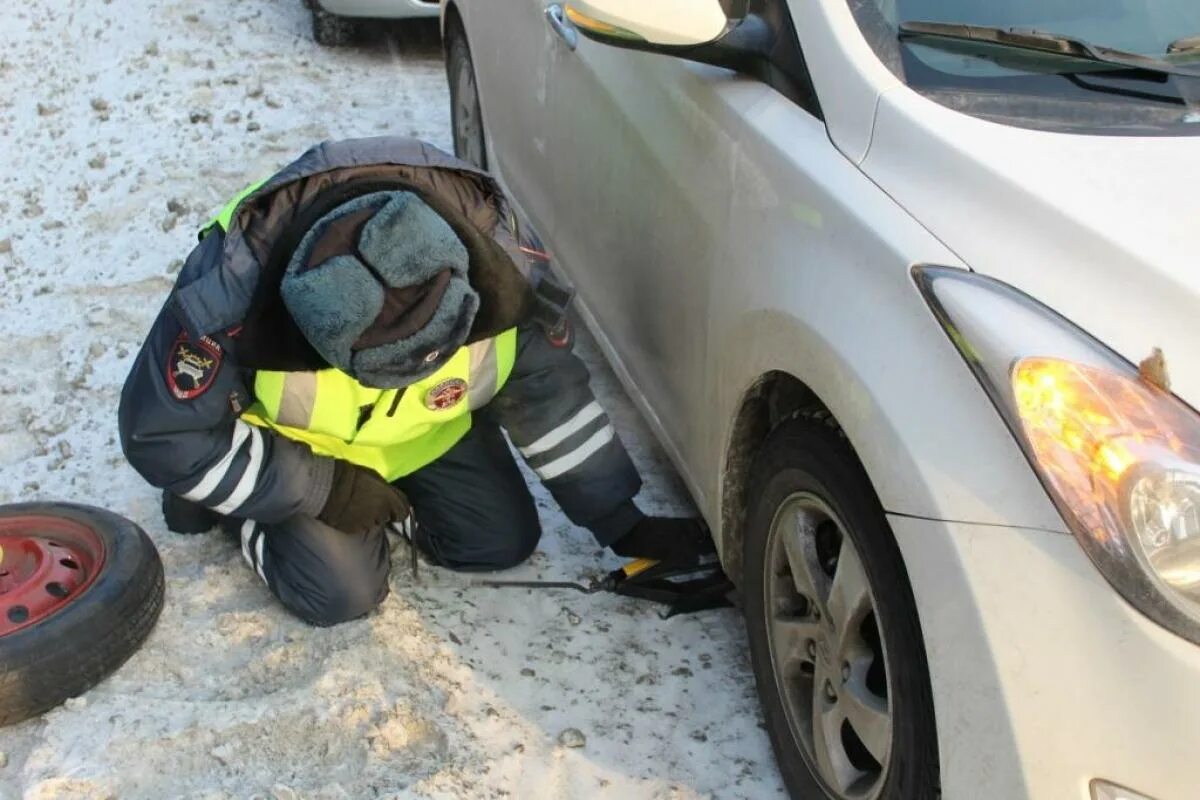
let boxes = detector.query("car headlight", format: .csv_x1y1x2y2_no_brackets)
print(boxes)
916,266,1200,644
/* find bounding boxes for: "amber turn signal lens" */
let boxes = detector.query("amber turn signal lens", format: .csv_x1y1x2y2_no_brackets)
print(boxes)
1013,358,1200,601
564,6,643,40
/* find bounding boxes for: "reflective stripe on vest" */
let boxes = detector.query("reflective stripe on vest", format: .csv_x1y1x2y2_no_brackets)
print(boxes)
242,329,517,481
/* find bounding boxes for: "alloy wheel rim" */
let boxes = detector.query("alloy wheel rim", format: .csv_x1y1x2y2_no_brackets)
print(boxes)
453,54,484,167
764,492,893,799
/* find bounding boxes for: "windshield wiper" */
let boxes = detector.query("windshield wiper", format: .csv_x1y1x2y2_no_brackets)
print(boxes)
899,21,1200,78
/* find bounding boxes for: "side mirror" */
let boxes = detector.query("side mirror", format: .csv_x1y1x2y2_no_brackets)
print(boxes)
563,0,735,48
562,1,816,112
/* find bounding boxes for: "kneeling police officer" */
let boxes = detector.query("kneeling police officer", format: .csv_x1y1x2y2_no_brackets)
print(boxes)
119,137,709,626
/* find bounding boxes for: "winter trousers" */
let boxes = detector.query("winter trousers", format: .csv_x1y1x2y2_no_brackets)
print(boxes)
232,420,542,625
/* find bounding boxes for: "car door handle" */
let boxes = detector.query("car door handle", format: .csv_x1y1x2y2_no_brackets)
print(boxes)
545,4,578,50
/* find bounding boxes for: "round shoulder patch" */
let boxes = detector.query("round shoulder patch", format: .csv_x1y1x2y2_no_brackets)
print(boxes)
166,334,222,401
424,378,468,411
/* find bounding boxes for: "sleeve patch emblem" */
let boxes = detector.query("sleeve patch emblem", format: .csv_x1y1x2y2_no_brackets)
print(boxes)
424,378,468,411
167,334,222,400
545,318,572,349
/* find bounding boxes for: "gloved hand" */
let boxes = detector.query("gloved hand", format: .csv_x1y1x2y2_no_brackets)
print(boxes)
610,516,717,569
318,460,412,536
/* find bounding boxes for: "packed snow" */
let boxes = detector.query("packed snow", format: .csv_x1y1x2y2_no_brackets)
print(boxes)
0,1,786,797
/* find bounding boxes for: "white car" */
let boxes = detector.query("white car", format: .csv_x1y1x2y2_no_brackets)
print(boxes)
440,1,1200,798
305,0,437,46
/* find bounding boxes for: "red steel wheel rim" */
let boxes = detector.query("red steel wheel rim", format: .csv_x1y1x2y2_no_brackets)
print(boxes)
0,515,106,636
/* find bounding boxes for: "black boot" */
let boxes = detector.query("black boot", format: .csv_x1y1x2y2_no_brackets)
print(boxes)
161,490,220,534
610,516,717,568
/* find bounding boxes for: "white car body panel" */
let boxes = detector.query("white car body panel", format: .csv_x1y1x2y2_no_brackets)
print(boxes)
785,0,900,164
318,0,437,19
453,0,562,241
862,89,1200,410
895,515,1200,800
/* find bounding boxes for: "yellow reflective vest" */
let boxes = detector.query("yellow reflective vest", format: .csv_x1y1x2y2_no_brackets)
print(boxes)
241,332,516,480
212,190,518,482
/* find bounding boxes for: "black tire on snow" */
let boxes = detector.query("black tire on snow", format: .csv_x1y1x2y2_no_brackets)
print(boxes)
312,6,358,47
445,19,487,169
0,503,164,727
742,418,940,799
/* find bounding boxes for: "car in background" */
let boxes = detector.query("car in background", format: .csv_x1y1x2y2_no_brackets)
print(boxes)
305,0,437,46
441,1,1200,798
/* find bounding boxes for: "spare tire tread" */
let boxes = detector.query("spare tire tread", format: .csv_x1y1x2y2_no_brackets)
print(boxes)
0,503,164,727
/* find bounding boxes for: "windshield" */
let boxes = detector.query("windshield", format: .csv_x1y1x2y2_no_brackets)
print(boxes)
848,0,1200,134
882,0,1193,55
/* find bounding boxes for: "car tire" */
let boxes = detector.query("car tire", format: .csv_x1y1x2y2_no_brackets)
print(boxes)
743,416,940,799
311,5,358,47
0,503,164,727
445,19,487,169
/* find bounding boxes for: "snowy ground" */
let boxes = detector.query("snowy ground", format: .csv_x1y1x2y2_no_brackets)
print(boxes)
0,1,785,798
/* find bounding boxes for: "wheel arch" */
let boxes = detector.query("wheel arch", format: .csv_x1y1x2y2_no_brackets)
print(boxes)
718,369,853,586
708,270,1065,585
708,300,963,588
709,306,933,586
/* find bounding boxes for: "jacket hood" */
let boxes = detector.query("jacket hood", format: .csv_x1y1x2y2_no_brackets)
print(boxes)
171,136,534,373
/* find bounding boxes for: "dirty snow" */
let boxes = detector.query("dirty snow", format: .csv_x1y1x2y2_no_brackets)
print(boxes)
0,1,785,797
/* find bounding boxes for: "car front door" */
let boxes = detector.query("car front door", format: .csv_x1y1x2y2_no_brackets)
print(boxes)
458,0,561,235
539,4,782,491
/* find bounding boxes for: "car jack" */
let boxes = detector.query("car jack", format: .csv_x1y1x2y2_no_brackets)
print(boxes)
474,556,736,619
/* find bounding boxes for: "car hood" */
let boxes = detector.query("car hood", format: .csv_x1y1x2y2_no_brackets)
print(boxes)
860,87,1200,409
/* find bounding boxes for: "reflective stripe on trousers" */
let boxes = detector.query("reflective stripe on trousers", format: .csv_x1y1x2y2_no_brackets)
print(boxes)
240,519,268,585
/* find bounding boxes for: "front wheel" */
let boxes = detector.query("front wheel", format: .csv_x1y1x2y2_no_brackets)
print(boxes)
743,417,939,799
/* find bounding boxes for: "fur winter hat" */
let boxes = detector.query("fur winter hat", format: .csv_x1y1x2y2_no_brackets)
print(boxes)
281,191,479,388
